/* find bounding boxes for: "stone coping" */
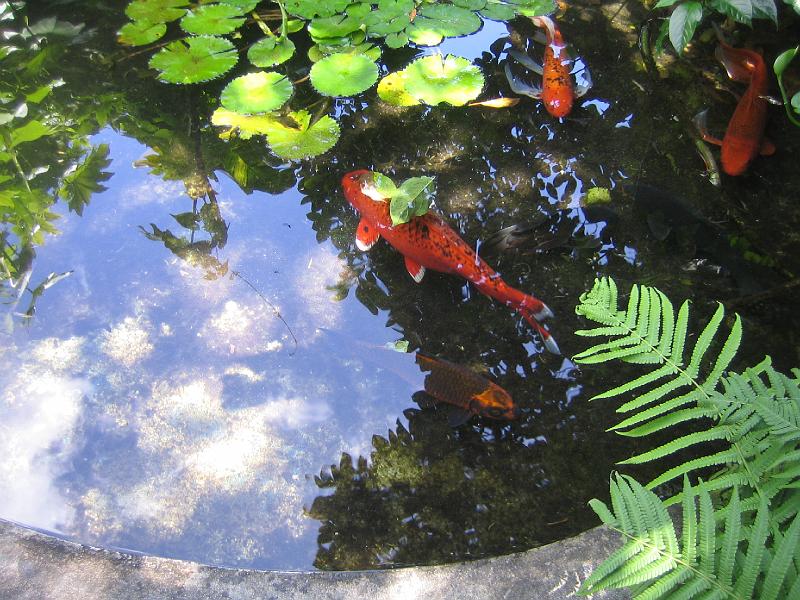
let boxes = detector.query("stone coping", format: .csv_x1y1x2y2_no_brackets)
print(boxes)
0,518,629,599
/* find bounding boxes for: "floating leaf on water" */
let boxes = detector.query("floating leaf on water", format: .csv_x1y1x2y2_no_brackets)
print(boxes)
149,36,238,83
125,0,189,23
218,0,260,12
480,0,554,20
404,54,484,106
585,186,612,205
248,36,296,67
221,71,293,113
118,20,167,46
284,0,351,19
389,176,434,225
377,70,420,106
220,76,292,119
309,53,379,97
180,4,246,35
467,97,519,108
211,107,279,139
308,14,362,41
264,110,340,159
407,4,482,46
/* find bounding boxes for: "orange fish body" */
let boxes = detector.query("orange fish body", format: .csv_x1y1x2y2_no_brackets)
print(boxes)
532,16,574,118
716,42,772,175
341,170,559,353
415,354,518,421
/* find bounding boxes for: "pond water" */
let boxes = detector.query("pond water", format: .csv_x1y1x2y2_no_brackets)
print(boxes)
1,1,799,571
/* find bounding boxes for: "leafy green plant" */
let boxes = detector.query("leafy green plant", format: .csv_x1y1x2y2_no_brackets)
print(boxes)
774,46,800,128
651,0,778,55
378,54,485,106
371,171,434,225
572,277,800,598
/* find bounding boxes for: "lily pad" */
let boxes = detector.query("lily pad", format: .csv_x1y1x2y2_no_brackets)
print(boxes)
283,0,351,19
126,0,189,23
149,36,238,84
248,36,296,67
221,72,293,113
310,53,379,97
308,14,362,41
264,110,340,159
181,4,246,35
480,0,554,20
404,54,484,106
211,108,279,139
219,0,260,11
377,70,420,106
118,20,166,46
407,4,482,46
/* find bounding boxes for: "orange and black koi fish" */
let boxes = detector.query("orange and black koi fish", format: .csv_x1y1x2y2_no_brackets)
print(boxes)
341,170,559,354
695,28,774,175
414,354,518,425
504,15,591,118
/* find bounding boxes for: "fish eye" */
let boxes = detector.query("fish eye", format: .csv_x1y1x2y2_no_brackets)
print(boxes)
486,407,505,418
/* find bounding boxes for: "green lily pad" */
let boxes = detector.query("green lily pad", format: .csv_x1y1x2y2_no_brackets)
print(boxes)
149,36,238,84
211,107,280,139
404,54,484,106
480,0,554,20
221,72,293,113
264,110,340,159
118,20,166,46
377,70,420,106
219,0,260,11
181,4,246,35
126,0,189,23
309,53,379,97
248,36,296,67
407,4,482,46
283,0,351,19
308,14,362,41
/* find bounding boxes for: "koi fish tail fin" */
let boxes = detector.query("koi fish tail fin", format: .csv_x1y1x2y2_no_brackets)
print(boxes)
521,309,560,355
530,15,557,42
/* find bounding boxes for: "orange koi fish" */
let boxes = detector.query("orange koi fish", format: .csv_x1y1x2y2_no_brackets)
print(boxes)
696,30,774,175
414,354,518,425
341,170,559,354
504,15,591,118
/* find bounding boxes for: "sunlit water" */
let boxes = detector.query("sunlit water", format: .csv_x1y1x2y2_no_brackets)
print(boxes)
1,1,799,571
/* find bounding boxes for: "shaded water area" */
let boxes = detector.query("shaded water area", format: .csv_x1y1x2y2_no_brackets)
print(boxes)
1,0,799,571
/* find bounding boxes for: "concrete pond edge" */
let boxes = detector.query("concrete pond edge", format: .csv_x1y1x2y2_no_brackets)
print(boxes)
0,518,630,599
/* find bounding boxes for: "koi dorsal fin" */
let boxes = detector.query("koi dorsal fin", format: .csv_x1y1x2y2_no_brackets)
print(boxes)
356,217,380,251
404,255,426,283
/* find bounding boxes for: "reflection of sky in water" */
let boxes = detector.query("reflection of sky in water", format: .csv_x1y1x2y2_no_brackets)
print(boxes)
0,130,426,569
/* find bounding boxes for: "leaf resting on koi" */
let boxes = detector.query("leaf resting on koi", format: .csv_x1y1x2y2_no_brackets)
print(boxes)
504,16,591,118
342,170,559,354
413,353,518,426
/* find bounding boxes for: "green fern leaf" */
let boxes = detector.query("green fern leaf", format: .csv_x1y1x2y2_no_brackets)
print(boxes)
717,487,741,587
616,406,715,438
592,363,679,401
686,302,725,378
734,496,769,598
620,428,733,466
761,512,800,600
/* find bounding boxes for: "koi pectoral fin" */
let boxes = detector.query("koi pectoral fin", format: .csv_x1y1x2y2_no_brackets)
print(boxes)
404,256,426,283
760,138,776,156
508,49,543,75
356,218,380,251
693,109,723,147
504,63,542,100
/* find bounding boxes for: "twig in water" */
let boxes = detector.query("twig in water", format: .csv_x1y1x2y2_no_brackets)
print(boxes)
231,269,298,355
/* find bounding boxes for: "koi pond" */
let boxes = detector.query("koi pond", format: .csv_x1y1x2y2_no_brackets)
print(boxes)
1,0,799,572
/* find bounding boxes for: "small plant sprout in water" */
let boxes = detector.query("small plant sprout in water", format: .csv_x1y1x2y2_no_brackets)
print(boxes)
369,172,435,226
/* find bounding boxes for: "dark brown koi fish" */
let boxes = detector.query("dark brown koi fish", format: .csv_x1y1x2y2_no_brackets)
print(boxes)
414,354,518,425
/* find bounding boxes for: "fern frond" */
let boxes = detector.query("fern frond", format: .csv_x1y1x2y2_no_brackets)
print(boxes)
579,475,762,599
